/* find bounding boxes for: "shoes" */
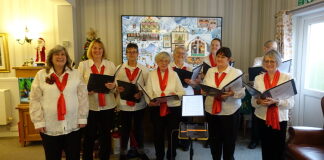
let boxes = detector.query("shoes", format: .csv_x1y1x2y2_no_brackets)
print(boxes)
247,141,258,149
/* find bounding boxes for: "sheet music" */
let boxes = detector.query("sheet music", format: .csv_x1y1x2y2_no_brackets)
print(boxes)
191,64,202,80
268,79,297,100
182,95,204,116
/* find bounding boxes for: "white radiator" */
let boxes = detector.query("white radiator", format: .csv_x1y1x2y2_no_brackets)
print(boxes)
0,89,12,125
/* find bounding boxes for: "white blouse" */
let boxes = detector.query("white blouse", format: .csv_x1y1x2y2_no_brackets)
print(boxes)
251,72,294,122
29,68,89,136
145,67,185,107
170,62,194,95
115,62,149,111
78,59,117,111
204,66,245,115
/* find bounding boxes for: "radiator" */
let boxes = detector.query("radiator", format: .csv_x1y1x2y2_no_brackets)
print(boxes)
0,89,12,125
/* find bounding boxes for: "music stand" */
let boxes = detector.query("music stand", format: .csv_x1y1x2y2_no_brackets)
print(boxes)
178,95,208,160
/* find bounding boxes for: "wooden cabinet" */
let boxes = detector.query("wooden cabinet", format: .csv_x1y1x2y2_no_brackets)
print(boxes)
13,67,44,146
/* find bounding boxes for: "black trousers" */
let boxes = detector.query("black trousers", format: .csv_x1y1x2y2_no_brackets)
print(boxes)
206,110,240,160
120,109,145,153
150,107,181,160
250,108,260,143
257,117,287,160
40,130,81,160
82,109,114,160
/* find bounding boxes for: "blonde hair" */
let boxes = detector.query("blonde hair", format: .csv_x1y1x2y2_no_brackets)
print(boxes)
86,39,107,60
155,51,171,63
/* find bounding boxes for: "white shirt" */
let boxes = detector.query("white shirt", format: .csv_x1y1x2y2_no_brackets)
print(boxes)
115,62,149,111
253,56,263,67
78,59,117,111
251,72,294,122
169,62,194,95
29,68,89,136
145,67,185,107
203,53,214,67
203,66,245,115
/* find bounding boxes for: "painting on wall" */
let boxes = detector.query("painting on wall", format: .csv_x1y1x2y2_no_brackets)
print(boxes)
121,16,222,68
0,33,10,72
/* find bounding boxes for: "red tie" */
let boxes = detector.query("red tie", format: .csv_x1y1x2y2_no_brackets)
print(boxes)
157,68,169,117
209,54,217,67
264,70,281,130
51,73,69,120
91,65,106,107
125,67,140,106
212,72,227,114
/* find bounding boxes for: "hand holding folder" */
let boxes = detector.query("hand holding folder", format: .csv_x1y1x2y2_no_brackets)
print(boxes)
244,79,297,100
138,83,180,103
87,74,115,93
173,65,202,87
200,74,243,97
117,80,141,103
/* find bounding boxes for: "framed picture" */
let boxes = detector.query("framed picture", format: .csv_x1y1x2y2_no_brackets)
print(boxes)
171,32,187,44
0,33,10,73
163,35,171,48
171,43,185,51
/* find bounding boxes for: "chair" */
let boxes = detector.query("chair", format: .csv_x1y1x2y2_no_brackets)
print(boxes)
286,96,324,160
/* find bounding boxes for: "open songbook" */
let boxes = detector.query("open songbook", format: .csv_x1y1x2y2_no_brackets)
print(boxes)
178,122,208,140
87,65,122,93
116,70,142,103
243,79,297,100
248,59,292,81
199,74,243,96
173,65,202,87
137,83,180,102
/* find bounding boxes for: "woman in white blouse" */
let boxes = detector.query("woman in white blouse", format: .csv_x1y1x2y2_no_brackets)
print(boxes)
203,47,245,160
145,52,185,160
78,39,117,160
29,45,89,160
115,43,149,160
251,50,294,160
170,46,195,95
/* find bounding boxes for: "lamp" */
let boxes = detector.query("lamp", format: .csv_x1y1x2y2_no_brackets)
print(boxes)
16,26,32,45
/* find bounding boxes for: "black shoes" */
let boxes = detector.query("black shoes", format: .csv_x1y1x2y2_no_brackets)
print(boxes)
247,141,258,149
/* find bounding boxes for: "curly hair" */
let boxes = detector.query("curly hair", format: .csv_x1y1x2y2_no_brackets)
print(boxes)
45,45,73,73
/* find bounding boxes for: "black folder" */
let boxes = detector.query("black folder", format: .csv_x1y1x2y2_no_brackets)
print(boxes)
87,74,115,93
173,68,193,88
178,122,208,140
243,79,297,99
248,67,266,81
202,62,211,75
199,74,243,96
138,83,180,102
117,80,140,103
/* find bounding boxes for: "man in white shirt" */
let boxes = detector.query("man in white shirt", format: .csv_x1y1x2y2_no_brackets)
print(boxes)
253,40,278,67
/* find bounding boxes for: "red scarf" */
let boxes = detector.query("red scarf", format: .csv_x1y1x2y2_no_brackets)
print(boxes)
209,54,217,67
125,67,140,106
51,73,69,120
212,72,227,114
264,70,281,130
91,65,106,107
157,67,169,117
172,66,187,71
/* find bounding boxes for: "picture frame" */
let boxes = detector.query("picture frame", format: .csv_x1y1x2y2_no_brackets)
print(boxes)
0,33,10,73
163,35,171,48
171,32,187,44
171,43,185,51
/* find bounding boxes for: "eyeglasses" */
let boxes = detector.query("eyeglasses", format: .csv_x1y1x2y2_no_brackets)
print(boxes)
126,51,138,54
263,60,276,64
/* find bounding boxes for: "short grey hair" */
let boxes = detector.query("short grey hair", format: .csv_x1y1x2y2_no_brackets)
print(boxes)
262,49,282,67
155,51,171,63
264,40,278,51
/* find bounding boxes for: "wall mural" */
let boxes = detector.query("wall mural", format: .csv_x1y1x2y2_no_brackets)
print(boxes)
121,16,222,68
